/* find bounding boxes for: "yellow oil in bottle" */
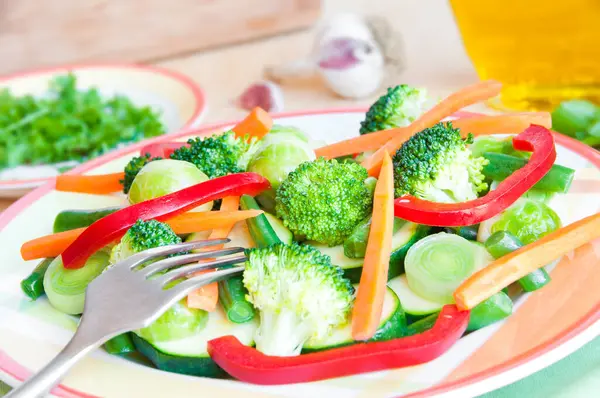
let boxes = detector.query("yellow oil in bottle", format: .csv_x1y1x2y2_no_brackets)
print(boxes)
450,0,600,111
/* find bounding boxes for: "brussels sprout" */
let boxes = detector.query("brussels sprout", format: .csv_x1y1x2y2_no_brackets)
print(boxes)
136,298,209,342
247,132,316,211
268,125,310,142
470,136,529,159
128,159,212,211
490,198,561,245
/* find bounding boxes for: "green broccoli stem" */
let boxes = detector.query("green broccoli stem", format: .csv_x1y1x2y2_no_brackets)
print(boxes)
254,309,310,356
104,333,136,356
482,152,575,194
20,258,54,300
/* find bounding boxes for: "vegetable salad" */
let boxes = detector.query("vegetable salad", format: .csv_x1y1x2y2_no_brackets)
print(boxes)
18,83,600,385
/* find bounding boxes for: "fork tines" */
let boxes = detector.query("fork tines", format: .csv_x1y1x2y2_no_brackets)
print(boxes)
110,238,248,288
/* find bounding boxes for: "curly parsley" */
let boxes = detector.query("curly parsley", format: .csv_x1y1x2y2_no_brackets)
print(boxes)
0,74,165,170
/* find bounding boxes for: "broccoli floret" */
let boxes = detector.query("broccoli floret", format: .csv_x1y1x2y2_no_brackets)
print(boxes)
121,154,161,194
243,242,354,356
170,131,260,178
109,219,181,264
359,85,427,135
275,158,374,246
392,122,488,202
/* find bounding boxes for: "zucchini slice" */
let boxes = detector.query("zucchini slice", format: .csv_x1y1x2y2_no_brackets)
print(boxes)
388,275,443,316
133,306,258,378
264,213,293,244
303,286,405,352
309,222,430,283
306,242,364,282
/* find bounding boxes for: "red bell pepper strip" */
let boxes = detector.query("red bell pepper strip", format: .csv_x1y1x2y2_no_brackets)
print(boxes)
61,173,270,269
140,141,187,158
393,124,556,227
207,305,469,385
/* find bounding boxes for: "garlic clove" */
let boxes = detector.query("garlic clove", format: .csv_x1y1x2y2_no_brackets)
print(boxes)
236,81,284,113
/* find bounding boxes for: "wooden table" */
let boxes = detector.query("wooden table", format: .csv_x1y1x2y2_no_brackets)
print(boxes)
0,0,479,212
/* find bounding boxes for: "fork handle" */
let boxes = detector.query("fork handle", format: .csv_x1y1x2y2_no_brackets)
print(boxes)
6,320,108,398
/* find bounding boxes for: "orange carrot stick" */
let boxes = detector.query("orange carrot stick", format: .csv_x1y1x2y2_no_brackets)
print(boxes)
315,82,513,160
361,80,503,177
351,151,394,340
188,196,241,311
55,172,125,194
21,228,86,261
454,212,600,310
186,269,220,311
456,112,551,138
232,107,273,139
165,209,262,234
20,209,262,261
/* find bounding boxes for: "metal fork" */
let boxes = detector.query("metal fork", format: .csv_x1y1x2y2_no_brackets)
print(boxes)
7,239,247,398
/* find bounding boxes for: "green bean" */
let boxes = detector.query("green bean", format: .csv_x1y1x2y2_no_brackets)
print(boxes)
240,195,281,247
218,276,255,324
20,258,54,300
482,152,575,193
405,313,439,336
443,224,479,241
467,291,513,331
53,207,121,233
484,231,551,292
104,333,136,356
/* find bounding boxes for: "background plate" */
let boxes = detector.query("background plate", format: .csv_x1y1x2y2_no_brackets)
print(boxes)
0,64,206,198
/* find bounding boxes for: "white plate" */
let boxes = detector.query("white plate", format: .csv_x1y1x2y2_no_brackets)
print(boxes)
0,109,599,397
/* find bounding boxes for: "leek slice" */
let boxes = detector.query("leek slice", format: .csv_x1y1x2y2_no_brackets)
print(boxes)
404,233,492,304
44,249,110,315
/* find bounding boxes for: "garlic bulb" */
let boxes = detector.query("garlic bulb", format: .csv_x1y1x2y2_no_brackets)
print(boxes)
265,13,405,99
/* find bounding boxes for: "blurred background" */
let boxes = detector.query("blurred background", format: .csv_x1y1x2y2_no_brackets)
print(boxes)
1,0,476,123
4,0,599,117
1,1,599,186
2,0,600,201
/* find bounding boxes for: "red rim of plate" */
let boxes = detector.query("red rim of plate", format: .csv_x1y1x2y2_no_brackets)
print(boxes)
0,108,599,397
0,63,206,187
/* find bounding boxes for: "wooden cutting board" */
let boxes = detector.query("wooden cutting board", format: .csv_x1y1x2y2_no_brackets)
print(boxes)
0,0,321,75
